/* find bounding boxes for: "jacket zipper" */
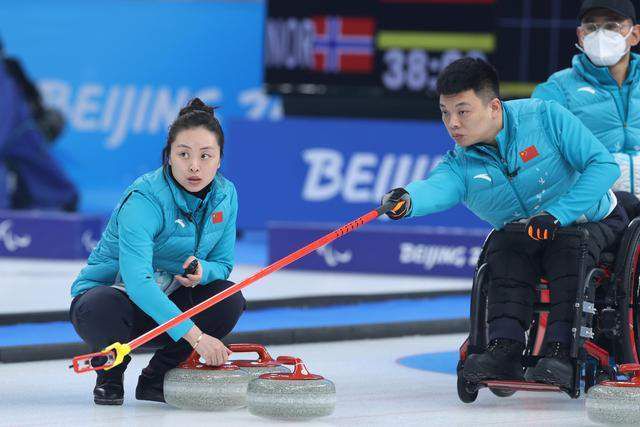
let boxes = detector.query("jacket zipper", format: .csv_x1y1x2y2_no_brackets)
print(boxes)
478,146,529,217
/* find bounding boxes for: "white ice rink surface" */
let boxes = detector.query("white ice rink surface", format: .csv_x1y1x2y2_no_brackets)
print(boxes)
0,333,598,426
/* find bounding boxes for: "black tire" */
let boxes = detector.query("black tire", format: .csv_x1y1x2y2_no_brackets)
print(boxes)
457,373,478,403
615,218,640,364
489,388,516,397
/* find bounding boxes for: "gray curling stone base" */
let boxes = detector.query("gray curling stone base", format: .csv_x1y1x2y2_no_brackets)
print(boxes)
164,368,250,411
586,384,640,425
247,378,336,419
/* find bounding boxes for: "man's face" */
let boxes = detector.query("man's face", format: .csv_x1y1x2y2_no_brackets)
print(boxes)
439,89,501,147
577,9,640,51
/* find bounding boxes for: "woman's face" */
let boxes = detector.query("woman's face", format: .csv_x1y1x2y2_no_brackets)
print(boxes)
169,126,221,192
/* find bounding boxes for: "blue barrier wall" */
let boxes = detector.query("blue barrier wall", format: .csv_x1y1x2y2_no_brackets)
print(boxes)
226,117,486,229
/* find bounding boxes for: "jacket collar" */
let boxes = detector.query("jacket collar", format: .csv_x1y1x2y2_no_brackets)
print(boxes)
573,53,639,88
465,103,511,160
162,166,224,214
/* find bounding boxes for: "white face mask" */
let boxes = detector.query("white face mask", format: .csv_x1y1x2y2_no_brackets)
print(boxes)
578,29,632,67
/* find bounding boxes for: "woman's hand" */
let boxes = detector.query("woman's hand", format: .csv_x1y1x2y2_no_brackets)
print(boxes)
174,256,203,288
185,326,231,366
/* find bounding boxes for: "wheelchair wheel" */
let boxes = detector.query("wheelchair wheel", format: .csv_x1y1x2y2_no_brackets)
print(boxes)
489,388,516,397
615,218,640,364
457,372,478,403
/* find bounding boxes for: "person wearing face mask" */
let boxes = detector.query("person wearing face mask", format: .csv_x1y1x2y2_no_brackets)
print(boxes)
68,98,245,406
533,0,640,204
383,58,628,390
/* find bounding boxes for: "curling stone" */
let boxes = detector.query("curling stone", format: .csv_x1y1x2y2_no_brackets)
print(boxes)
247,356,336,420
586,364,640,425
164,350,250,411
228,343,290,379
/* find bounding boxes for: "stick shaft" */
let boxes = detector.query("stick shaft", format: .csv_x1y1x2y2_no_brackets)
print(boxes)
128,204,392,350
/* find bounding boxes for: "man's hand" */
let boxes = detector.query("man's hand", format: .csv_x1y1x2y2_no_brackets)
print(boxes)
381,188,411,220
525,212,559,241
174,256,202,288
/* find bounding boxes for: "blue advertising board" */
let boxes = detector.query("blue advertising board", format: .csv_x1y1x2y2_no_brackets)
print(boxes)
0,210,103,259
268,223,489,277
225,117,487,229
0,0,281,214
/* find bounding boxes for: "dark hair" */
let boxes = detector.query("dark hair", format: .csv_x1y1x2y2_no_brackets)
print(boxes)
436,58,500,102
162,97,224,165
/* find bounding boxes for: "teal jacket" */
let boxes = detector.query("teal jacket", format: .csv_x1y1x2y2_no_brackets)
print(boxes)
71,167,238,341
406,99,619,229
532,53,640,154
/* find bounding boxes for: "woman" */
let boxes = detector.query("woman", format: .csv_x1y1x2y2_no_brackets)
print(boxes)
69,98,245,405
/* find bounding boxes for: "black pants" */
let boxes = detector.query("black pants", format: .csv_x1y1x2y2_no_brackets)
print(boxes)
486,205,628,345
70,280,246,375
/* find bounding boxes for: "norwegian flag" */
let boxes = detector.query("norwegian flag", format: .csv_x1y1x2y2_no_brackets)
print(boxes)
312,16,375,74
519,145,540,163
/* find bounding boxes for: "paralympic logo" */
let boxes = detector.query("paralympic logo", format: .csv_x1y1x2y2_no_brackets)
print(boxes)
0,220,32,252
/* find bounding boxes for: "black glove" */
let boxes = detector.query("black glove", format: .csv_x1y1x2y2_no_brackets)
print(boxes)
183,259,199,277
381,188,411,220
524,212,559,241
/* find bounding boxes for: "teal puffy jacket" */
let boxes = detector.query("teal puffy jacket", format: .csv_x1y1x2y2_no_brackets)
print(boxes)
406,98,619,229
533,53,640,193
71,167,238,340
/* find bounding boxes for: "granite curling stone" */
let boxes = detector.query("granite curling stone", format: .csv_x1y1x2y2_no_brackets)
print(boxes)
164,350,250,411
228,343,290,379
586,364,640,425
247,356,336,420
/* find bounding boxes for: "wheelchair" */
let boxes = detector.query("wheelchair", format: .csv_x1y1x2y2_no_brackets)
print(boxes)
457,217,640,403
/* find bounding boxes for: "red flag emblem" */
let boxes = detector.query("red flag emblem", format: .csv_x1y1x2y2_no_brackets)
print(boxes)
519,145,539,163
211,211,223,224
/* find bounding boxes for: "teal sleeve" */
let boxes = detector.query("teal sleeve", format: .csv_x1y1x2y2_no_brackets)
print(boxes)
200,185,238,284
405,155,465,218
118,192,195,341
532,80,567,106
543,101,620,225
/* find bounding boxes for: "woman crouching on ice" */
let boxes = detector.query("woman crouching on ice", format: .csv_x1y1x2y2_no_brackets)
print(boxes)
69,98,244,405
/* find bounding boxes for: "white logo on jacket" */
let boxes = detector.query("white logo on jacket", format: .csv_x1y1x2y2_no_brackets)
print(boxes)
577,86,596,95
473,174,492,183
175,219,186,228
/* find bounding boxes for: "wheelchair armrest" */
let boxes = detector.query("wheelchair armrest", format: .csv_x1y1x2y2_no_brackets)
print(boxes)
502,222,589,240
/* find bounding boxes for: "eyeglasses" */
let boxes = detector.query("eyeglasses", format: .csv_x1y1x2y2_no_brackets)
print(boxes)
579,21,631,34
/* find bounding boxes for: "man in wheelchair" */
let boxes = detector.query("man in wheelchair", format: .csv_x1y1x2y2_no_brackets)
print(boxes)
382,58,629,390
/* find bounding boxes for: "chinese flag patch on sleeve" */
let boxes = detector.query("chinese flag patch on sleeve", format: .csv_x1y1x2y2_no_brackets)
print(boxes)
211,211,223,224
519,145,539,163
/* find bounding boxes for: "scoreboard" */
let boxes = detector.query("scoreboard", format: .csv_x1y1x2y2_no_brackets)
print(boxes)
265,0,582,99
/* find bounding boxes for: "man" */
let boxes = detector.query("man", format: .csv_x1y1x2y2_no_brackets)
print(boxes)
533,0,640,198
383,58,628,389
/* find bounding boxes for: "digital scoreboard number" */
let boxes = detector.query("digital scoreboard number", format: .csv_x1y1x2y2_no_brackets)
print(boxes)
265,0,581,98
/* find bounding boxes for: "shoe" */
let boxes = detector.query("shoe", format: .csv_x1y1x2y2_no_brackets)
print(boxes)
93,356,130,405
463,338,525,382
135,367,166,403
524,342,573,389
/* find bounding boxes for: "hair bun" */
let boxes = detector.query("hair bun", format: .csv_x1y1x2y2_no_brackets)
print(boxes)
178,97,215,117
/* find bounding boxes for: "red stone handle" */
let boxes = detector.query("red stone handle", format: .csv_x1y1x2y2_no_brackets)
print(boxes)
228,343,274,363
618,363,640,376
275,356,323,379
178,350,237,371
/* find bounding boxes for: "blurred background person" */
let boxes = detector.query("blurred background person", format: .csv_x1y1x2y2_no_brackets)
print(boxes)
0,38,78,211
